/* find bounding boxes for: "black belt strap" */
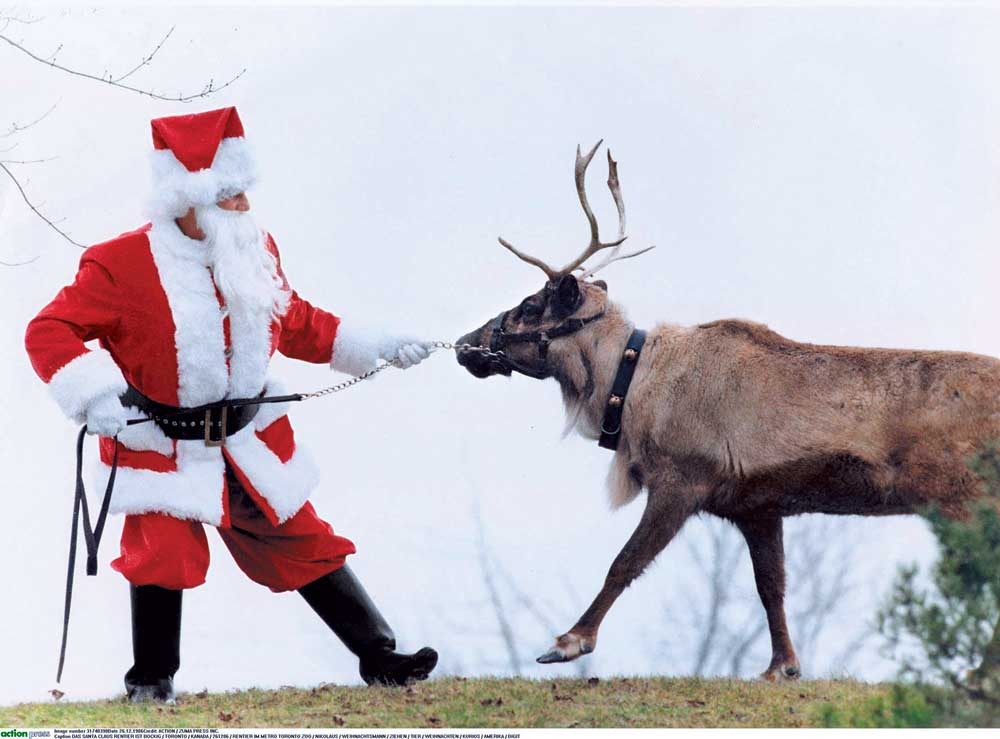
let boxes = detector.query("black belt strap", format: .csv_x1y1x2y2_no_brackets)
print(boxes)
121,385,268,441
57,425,118,683
598,329,647,451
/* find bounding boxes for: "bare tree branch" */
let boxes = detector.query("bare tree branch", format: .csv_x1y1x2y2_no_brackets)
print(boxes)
0,161,84,247
473,504,523,676
1,156,57,165
0,254,40,266
663,515,873,679
691,520,745,675
727,617,768,676
110,26,172,84
0,18,247,252
491,558,563,638
0,8,44,31
0,30,245,102
828,629,872,675
2,100,58,138
691,523,726,675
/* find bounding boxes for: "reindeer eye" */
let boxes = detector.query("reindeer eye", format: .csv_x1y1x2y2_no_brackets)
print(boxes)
519,299,544,319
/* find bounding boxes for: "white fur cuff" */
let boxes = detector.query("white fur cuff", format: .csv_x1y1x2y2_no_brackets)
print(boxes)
47,349,128,423
330,321,380,377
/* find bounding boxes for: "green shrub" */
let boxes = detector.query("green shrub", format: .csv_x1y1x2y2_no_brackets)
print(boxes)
819,684,935,728
824,441,1000,727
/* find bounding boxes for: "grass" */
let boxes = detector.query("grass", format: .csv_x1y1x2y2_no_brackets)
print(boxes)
1,676,889,728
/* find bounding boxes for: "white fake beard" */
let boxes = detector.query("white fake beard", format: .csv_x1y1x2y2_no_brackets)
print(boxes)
196,205,290,321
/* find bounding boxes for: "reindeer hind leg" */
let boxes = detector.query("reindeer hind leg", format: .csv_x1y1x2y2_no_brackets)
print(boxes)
734,514,801,681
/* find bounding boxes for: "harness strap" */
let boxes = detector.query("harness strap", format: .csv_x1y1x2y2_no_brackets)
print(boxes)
489,310,606,380
57,426,118,683
598,328,647,451
496,311,605,345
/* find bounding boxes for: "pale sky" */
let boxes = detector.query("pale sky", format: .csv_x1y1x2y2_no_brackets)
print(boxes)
1,5,998,705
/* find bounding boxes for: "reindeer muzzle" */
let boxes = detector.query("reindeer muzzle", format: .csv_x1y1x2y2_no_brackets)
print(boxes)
455,328,512,378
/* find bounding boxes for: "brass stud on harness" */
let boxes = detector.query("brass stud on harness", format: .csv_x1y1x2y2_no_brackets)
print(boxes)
609,394,623,407
624,348,638,361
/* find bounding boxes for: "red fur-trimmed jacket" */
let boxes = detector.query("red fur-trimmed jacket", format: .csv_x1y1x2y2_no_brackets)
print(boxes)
25,221,366,527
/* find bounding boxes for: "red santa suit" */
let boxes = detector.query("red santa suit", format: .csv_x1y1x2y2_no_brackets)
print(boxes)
24,108,374,591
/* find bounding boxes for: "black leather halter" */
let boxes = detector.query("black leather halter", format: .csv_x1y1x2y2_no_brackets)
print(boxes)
488,309,606,379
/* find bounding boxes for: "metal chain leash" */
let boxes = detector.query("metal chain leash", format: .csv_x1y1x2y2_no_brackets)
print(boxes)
298,342,505,400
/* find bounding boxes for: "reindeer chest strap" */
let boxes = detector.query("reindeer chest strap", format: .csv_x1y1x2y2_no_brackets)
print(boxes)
598,328,647,451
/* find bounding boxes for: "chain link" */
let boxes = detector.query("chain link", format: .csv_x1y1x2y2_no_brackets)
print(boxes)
429,340,506,360
298,342,504,400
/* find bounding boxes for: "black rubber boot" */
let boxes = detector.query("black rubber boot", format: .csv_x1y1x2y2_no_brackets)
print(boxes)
299,565,438,686
124,584,182,704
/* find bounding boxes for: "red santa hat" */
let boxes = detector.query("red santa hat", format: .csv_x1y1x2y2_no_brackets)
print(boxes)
148,106,257,218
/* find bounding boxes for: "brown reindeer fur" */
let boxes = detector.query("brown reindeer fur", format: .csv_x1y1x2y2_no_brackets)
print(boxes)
456,278,1000,679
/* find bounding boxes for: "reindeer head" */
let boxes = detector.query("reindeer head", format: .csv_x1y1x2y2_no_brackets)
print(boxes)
457,141,654,379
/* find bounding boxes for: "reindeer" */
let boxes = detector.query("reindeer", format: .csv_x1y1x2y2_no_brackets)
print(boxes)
455,141,1000,681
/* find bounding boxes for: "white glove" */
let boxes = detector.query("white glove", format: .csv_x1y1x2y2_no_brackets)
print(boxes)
332,322,432,376
378,336,431,369
84,393,129,437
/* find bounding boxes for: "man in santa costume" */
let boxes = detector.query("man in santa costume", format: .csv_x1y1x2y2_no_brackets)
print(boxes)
25,107,439,702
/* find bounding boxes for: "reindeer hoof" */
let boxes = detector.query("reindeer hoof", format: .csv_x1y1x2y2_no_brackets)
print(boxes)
761,663,801,682
536,633,594,664
537,649,568,664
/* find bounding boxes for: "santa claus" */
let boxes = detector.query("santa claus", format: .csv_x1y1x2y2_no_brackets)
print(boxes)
24,107,438,702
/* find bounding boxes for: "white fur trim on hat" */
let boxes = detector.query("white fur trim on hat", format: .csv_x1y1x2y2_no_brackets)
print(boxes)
47,349,128,424
146,136,258,219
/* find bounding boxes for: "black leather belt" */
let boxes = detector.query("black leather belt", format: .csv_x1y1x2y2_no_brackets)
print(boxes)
598,328,647,451
121,385,263,445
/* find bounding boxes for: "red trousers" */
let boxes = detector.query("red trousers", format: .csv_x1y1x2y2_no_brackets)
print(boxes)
111,464,356,592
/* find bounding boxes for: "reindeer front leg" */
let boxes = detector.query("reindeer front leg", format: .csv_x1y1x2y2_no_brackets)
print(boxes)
537,486,697,663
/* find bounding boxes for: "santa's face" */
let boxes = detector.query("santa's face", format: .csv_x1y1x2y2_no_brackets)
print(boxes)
217,192,250,212
194,196,289,320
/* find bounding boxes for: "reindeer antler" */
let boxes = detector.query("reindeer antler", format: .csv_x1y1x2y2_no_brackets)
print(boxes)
578,149,656,279
497,237,559,280
497,141,654,281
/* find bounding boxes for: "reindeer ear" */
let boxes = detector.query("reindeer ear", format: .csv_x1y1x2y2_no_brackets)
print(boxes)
555,274,581,311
